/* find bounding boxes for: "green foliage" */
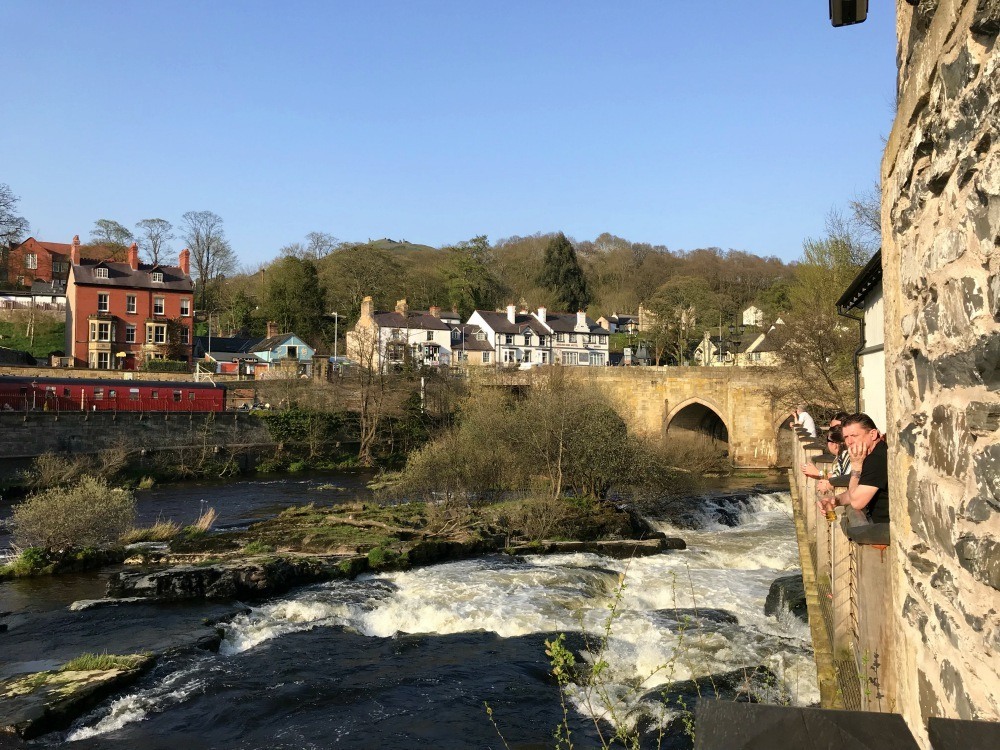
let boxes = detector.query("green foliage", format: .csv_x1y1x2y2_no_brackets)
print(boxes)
367,545,406,570
140,358,189,373
643,275,720,365
538,233,591,312
0,317,65,359
259,408,344,455
242,540,276,555
12,476,136,551
261,255,328,342
61,653,151,672
3,546,49,576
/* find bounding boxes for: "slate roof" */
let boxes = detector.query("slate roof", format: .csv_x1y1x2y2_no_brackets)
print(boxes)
0,347,36,366
372,311,451,331
451,324,494,352
836,249,883,312
542,313,608,335
31,279,66,295
72,260,193,291
194,335,262,360
254,334,312,352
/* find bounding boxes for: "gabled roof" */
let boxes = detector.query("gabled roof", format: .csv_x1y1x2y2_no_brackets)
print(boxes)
372,311,451,331
451,324,494,352
0,346,36,366
253,333,313,352
836,250,882,312
194,335,262,355
72,261,193,291
543,313,608,335
36,240,73,254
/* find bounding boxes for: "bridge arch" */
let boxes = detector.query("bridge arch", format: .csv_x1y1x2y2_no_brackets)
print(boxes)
664,397,730,450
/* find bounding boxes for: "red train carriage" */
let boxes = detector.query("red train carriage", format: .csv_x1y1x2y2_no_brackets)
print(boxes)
0,376,225,413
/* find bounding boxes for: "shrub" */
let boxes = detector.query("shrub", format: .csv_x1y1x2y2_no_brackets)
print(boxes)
120,519,181,544
5,547,50,576
367,546,404,570
242,540,276,555
12,476,136,552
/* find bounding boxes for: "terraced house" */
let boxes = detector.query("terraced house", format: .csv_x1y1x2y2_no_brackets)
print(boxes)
467,305,610,367
65,243,194,369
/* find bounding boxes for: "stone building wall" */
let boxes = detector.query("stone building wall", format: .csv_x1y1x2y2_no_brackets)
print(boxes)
882,0,1000,740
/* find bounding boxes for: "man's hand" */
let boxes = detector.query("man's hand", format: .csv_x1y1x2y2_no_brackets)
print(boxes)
848,441,867,473
802,462,821,479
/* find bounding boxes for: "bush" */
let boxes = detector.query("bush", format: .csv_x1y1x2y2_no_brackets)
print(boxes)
242,540,276,555
4,547,49,576
12,476,136,552
141,359,190,373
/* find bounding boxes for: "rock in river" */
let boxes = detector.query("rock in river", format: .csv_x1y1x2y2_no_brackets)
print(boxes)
764,573,808,623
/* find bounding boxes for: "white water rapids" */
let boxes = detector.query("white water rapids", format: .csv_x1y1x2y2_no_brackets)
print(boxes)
66,490,817,742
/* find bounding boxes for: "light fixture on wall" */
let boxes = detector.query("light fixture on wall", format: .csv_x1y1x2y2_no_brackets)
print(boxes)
829,0,868,27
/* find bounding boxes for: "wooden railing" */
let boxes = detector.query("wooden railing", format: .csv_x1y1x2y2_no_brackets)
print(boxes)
788,427,895,713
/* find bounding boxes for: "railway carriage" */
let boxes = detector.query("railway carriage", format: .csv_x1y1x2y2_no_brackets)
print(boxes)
0,376,225,413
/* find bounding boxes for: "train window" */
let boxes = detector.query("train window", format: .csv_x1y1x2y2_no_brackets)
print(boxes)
63,388,70,397
151,390,159,399
94,388,104,400
108,390,117,399
188,392,196,401
130,388,139,400
173,390,182,402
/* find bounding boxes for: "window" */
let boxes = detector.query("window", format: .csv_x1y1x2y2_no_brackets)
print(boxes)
25,253,37,269
173,390,182,402
286,345,298,359
96,322,112,342
504,334,514,345
569,333,577,343
426,330,434,342
151,390,159,399
189,392,196,401
541,352,548,364
180,327,190,345
538,336,545,347
153,297,164,315
16,276,24,286
94,388,104,400
152,272,164,282
562,351,578,366
583,334,591,344
125,325,136,343
482,351,491,364
579,353,590,365
90,322,96,341
95,267,109,279
98,293,109,312
180,299,190,316
129,388,140,401
147,323,167,344
557,333,565,343
523,331,531,344
523,350,531,363
126,295,136,314
503,349,517,363
589,353,604,366
62,387,70,398
451,328,460,340
475,331,486,341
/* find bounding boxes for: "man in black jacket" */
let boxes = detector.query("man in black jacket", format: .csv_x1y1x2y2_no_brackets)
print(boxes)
819,413,889,524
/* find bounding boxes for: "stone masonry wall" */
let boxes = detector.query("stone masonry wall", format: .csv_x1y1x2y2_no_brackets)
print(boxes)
883,0,1000,739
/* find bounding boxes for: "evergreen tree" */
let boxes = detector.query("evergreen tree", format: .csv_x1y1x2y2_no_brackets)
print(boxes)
262,256,327,342
538,233,591,311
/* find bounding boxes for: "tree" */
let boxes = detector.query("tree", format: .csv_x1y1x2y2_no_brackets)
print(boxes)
90,219,134,255
643,276,720,365
319,243,403,320
261,256,327,342
181,211,236,310
134,218,174,264
279,231,341,261
538,233,591,311
443,236,502,316
0,183,29,247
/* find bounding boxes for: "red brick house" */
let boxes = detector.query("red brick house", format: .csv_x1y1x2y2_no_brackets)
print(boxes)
66,243,195,370
2,236,75,287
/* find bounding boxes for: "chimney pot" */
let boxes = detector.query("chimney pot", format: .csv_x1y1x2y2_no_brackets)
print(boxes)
266,321,280,339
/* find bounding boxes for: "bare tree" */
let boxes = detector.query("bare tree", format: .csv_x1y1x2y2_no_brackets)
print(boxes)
181,211,235,309
279,231,341,261
135,218,174,264
0,183,30,247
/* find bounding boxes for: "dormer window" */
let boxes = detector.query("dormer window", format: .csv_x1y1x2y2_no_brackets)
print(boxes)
95,267,109,279
475,332,486,341
152,271,164,282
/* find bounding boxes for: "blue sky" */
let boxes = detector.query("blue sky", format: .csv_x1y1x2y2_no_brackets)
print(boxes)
3,1,897,266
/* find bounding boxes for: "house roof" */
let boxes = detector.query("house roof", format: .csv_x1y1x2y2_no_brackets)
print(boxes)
30,279,65,295
373,311,451,331
836,250,883,312
253,334,312,352
0,346,36,366
71,260,193,291
451,324,494,352
194,335,262,356
36,240,73,254
543,313,608,335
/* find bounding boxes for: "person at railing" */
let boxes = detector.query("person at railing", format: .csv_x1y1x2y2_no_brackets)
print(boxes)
802,425,849,490
790,403,817,437
819,413,889,530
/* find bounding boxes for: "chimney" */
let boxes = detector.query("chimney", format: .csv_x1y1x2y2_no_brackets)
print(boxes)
507,304,516,324
70,235,80,265
395,298,409,316
360,295,374,323
179,248,190,276
429,305,441,318
576,311,588,330
266,321,280,338
127,242,139,270
537,306,547,323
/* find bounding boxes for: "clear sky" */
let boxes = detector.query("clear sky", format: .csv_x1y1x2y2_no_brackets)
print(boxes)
2,1,897,266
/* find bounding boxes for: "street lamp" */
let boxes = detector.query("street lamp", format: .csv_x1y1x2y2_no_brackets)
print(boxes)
329,312,340,361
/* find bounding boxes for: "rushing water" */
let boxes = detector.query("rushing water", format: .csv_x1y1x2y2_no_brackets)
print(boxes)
1,478,816,749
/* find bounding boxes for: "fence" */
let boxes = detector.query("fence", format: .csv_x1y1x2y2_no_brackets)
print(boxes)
788,427,895,713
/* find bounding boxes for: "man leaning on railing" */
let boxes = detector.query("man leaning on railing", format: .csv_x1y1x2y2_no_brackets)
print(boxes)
818,413,890,544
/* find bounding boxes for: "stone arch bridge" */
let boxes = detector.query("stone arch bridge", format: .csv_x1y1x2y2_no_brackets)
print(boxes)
560,367,793,469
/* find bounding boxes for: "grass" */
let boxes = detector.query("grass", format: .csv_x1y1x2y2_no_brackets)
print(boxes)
60,653,151,672
121,520,182,544
0,317,66,359
241,540,276,555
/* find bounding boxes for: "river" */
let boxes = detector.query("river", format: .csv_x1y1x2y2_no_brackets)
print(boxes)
0,475,816,749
